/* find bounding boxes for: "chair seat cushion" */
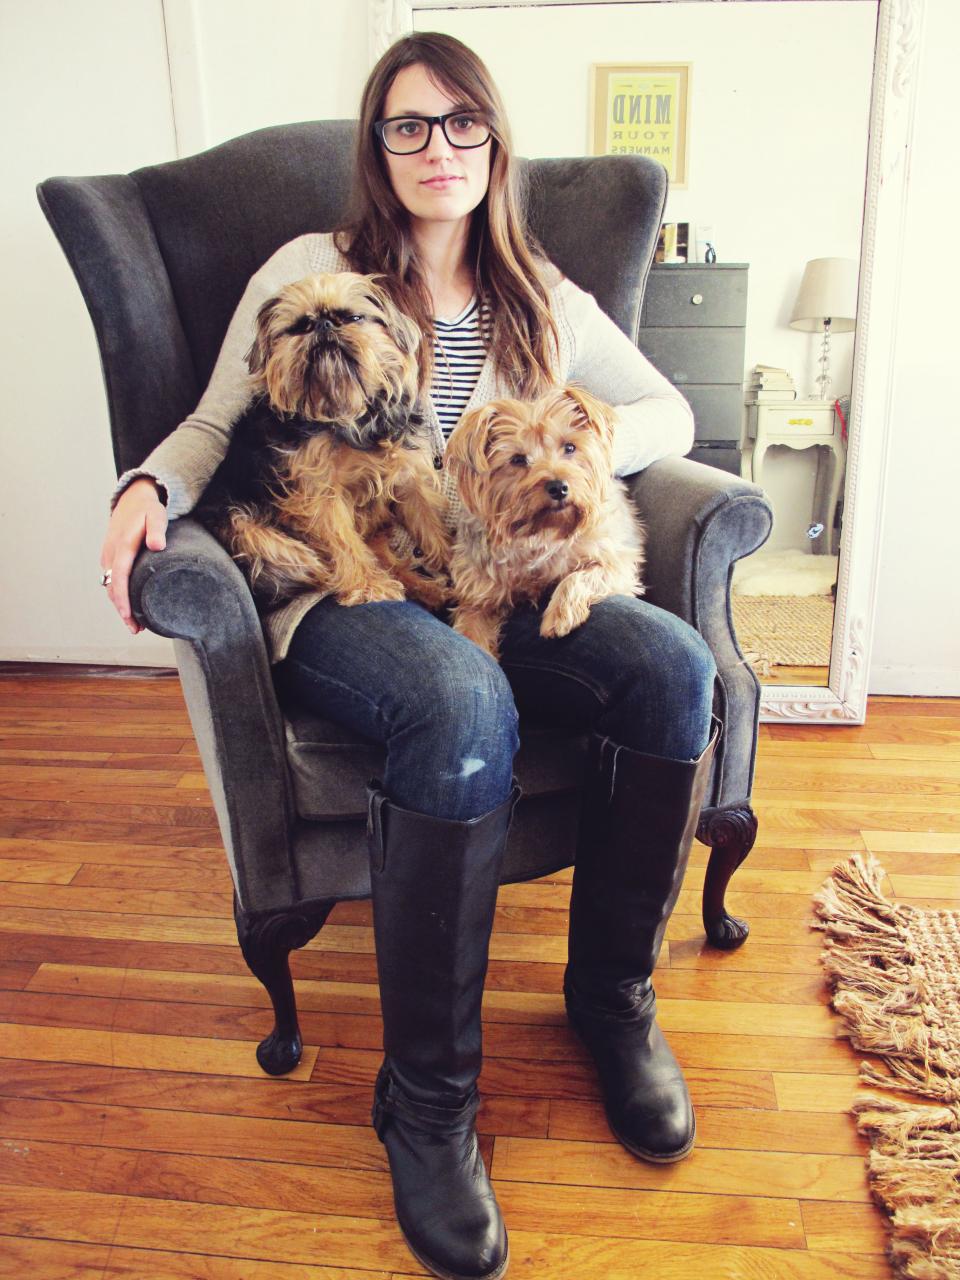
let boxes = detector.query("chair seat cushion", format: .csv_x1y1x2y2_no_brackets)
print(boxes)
282,705,588,821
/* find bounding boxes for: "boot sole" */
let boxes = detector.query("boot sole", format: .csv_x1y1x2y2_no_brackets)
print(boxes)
610,1114,696,1164
400,1230,509,1280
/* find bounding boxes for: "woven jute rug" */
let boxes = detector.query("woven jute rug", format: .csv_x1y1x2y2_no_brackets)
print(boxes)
732,594,834,674
813,854,960,1278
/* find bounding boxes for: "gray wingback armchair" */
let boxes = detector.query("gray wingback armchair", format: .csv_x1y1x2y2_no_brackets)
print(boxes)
38,121,772,1076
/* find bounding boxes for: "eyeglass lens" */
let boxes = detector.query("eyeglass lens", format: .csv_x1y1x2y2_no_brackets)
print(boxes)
380,113,490,154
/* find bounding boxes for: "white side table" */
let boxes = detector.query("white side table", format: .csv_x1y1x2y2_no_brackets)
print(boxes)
742,399,845,553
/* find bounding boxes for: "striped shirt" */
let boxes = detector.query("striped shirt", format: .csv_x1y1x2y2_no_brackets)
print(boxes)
430,297,488,441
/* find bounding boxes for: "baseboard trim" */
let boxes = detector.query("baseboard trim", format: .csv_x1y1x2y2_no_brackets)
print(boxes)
0,641,177,667
868,666,960,697
0,661,178,678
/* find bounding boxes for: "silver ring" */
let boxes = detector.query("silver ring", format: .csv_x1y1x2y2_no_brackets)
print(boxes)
100,569,112,587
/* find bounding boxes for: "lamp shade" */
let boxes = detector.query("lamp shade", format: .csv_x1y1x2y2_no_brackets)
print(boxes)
789,257,858,332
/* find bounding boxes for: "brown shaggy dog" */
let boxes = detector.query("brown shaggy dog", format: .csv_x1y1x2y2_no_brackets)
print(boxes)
445,385,644,660
196,272,450,611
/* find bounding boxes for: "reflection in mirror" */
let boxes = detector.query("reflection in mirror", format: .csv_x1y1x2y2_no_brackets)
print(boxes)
412,0,877,690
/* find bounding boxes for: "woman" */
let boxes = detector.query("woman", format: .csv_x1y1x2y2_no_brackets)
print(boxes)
101,33,717,1280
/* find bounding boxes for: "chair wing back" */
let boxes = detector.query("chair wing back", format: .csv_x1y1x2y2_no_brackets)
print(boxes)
38,119,667,475
130,121,358,391
522,154,667,341
38,120,357,476
37,171,201,477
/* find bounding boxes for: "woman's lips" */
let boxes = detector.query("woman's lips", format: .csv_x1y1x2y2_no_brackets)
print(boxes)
421,175,462,189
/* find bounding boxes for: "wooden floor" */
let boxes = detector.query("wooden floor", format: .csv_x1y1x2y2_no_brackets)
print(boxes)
763,663,829,687
1,670,958,1279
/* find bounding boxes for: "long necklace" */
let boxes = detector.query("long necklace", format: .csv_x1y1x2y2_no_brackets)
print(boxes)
432,325,456,396
431,294,480,397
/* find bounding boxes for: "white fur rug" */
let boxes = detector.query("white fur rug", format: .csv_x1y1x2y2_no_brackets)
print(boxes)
733,549,838,598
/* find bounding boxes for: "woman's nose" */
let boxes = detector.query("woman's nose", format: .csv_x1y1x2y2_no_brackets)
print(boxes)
424,120,454,159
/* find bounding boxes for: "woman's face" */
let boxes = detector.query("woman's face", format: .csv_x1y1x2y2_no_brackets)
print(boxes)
379,62,492,234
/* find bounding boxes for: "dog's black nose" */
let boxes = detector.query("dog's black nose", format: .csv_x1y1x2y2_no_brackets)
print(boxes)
318,317,336,332
545,479,569,501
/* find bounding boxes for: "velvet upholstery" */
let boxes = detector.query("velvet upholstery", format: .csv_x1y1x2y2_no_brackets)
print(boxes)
38,120,772,934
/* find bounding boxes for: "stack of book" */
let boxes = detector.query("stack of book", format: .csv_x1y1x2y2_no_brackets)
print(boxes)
747,365,797,403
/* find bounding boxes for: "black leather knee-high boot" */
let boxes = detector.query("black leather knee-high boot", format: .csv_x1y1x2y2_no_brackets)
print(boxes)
367,783,519,1280
564,723,719,1163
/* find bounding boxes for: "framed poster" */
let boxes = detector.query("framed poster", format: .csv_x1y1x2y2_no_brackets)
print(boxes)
591,63,691,187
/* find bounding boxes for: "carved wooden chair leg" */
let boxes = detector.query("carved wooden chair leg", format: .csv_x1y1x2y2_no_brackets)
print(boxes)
234,897,336,1075
696,804,759,950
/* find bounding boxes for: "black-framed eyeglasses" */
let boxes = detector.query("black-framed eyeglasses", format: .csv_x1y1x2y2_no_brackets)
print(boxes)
373,111,492,156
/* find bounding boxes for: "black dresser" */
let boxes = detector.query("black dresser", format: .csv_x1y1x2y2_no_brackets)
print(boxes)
637,263,749,475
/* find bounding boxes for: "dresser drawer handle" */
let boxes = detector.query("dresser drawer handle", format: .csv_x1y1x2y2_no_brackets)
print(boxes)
691,294,704,305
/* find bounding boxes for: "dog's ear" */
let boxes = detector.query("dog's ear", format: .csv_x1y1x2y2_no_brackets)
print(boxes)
245,293,283,376
446,405,501,521
559,384,616,450
446,404,499,479
362,276,421,355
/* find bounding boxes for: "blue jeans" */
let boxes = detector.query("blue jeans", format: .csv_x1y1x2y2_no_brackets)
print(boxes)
278,595,716,823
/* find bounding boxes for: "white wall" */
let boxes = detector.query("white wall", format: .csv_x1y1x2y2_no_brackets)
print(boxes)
0,0,179,665
869,0,960,695
1,0,955,694
165,0,369,154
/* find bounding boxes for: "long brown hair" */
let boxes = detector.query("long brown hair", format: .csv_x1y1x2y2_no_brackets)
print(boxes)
335,32,559,398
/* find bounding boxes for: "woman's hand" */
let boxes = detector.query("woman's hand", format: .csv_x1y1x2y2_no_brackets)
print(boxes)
100,477,168,634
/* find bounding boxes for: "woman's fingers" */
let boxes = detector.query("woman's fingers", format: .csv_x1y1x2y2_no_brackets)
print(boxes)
106,542,141,633
144,500,168,552
100,479,167,634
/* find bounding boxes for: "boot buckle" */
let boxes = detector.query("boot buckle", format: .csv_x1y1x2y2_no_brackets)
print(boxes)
366,782,388,872
373,1065,481,1138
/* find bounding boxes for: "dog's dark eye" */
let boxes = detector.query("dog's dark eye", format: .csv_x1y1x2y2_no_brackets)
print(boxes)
563,442,577,454
348,314,365,324
287,316,315,336
510,454,528,467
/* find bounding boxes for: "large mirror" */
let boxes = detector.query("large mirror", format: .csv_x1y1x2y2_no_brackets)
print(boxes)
370,0,921,723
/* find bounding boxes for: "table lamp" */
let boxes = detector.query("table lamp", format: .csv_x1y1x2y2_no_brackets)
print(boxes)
789,257,858,400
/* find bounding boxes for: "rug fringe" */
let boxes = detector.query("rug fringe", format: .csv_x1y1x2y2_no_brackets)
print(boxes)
812,853,939,1079
814,854,960,1277
853,1092,960,1278
861,1058,960,1103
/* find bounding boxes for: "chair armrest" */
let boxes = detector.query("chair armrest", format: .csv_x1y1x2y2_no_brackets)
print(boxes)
627,456,773,807
129,518,300,913
627,455,772,631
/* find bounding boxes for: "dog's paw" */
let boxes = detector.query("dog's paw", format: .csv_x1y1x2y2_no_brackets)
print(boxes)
540,594,591,639
415,539,453,577
451,609,502,661
408,574,452,611
336,579,406,606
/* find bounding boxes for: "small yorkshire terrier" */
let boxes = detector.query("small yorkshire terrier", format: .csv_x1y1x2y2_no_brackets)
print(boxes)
196,272,451,611
445,385,644,660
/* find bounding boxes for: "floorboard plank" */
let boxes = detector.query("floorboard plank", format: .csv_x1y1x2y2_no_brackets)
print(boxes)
490,1135,871,1203
0,1237,388,1280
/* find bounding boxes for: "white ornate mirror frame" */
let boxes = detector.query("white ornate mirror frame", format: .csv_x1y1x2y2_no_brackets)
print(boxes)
369,0,924,725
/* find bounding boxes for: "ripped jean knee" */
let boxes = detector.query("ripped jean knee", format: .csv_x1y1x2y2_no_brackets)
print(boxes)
279,599,519,823
385,661,519,821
